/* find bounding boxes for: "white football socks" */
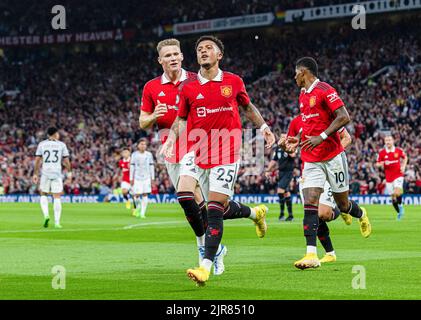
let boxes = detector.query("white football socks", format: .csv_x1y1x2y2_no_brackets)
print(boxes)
306,245,317,254
40,195,49,218
53,198,62,225
140,195,148,217
196,235,205,247
249,207,257,220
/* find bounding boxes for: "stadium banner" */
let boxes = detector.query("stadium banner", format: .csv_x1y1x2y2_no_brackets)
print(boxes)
1,194,421,205
173,12,275,35
285,0,421,23
0,28,135,47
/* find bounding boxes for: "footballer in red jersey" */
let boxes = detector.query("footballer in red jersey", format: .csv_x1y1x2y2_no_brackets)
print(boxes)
284,57,371,270
281,115,355,263
118,149,132,210
376,135,408,219
138,38,228,275
161,35,275,286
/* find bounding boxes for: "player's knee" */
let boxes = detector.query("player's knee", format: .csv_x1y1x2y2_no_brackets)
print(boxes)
318,208,332,221
303,189,320,206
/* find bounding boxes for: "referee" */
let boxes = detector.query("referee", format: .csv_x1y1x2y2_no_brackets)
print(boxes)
265,136,296,221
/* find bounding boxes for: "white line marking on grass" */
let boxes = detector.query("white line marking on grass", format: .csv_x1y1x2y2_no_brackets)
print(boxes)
0,221,186,234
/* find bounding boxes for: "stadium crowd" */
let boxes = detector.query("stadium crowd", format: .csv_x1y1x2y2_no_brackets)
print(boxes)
0,0,361,36
1,14,420,196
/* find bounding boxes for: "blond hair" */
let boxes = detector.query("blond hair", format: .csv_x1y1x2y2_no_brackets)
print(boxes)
156,38,180,55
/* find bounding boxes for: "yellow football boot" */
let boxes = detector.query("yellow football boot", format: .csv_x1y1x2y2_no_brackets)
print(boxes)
340,212,352,225
359,207,371,238
294,253,321,270
320,254,337,263
187,266,210,287
252,205,268,238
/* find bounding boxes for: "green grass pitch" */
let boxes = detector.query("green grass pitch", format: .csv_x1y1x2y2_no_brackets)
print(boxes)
0,202,420,300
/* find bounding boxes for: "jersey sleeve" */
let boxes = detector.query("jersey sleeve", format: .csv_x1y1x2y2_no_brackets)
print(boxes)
62,144,69,158
376,151,384,162
177,86,190,118
140,83,155,113
323,87,344,113
400,149,407,159
35,144,42,157
236,77,251,106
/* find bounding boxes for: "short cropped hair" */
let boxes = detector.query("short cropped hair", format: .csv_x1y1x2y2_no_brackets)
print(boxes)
195,35,224,54
296,57,318,77
156,38,180,55
47,127,58,136
138,138,148,144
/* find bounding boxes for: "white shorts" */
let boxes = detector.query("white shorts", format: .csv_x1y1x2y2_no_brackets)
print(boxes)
40,174,63,194
120,181,131,191
302,151,349,193
385,177,404,195
180,152,240,197
165,161,181,189
132,179,151,195
299,179,336,208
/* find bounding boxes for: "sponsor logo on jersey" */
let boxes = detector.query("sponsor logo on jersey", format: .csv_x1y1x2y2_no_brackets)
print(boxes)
222,183,230,189
220,85,232,98
158,91,166,97
301,113,320,122
175,94,179,104
299,103,304,109
197,106,206,117
196,106,233,118
327,92,339,103
196,93,204,100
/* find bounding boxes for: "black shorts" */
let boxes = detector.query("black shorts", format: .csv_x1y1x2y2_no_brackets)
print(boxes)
277,171,293,191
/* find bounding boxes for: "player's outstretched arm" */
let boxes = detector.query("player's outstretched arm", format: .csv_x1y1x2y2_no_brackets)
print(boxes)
241,102,275,148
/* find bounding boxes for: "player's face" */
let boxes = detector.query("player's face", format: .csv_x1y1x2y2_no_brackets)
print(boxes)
196,40,222,69
158,45,183,74
385,136,394,148
122,150,130,159
138,141,147,152
294,67,306,87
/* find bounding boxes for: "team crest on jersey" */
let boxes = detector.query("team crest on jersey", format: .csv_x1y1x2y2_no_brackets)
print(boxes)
395,152,399,158
309,96,317,107
220,85,232,98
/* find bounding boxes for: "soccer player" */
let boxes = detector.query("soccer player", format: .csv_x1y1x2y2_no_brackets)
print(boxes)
161,35,276,286
118,149,132,210
130,138,154,218
376,135,407,219
32,127,71,228
265,134,296,221
286,57,371,270
139,38,227,274
282,115,354,263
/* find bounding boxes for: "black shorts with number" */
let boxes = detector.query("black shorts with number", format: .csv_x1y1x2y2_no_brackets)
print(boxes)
278,171,293,191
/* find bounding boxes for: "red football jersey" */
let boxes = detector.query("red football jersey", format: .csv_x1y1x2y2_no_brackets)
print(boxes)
119,159,130,183
299,79,345,162
140,69,196,163
178,69,250,169
377,147,406,182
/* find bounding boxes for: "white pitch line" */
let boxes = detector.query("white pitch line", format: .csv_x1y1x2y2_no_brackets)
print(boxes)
0,220,185,234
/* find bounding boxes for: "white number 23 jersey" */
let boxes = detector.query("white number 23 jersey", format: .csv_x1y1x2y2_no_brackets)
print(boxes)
35,139,69,178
